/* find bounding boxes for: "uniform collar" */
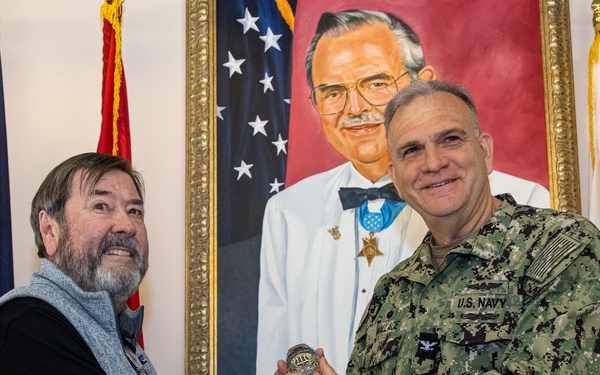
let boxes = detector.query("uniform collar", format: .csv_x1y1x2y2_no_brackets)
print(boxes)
459,193,517,261
388,193,517,284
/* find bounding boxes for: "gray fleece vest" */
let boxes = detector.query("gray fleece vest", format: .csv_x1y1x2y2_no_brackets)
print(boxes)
0,259,157,375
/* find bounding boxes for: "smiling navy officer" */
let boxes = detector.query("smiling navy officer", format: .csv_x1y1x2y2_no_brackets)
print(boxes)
279,80,600,374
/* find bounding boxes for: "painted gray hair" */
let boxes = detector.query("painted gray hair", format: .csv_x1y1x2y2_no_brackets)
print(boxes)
305,9,426,91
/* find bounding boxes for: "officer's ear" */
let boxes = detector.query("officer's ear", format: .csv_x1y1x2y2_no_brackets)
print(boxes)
417,65,437,81
39,210,61,259
479,133,494,174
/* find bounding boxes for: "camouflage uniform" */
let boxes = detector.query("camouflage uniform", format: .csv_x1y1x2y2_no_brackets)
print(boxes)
347,194,600,374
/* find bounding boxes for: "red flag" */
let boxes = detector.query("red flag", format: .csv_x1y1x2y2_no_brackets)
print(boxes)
99,0,130,159
98,0,143,347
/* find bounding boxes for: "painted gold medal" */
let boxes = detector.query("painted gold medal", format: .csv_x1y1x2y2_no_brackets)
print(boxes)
358,232,383,266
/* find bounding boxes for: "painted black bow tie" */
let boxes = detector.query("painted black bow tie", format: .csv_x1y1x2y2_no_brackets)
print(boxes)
338,183,404,210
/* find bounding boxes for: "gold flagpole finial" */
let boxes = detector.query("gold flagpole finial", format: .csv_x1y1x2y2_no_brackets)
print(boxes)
593,0,600,33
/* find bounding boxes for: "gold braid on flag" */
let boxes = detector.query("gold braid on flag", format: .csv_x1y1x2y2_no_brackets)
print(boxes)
101,0,124,156
275,0,294,32
590,1,600,227
589,30,599,169
591,1,600,169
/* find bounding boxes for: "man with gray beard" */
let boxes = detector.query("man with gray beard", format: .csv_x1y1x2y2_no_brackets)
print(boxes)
0,152,156,374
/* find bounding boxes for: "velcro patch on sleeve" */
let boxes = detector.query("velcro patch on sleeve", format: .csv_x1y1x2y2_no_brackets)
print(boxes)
525,234,582,282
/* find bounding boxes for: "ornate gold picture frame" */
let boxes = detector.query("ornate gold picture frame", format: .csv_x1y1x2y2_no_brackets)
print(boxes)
184,0,579,373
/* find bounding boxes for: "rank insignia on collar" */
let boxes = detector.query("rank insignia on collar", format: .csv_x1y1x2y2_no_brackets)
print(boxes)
328,226,341,240
358,232,383,266
416,332,440,360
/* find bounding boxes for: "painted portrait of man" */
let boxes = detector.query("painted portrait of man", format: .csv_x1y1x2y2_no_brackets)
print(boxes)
214,1,551,374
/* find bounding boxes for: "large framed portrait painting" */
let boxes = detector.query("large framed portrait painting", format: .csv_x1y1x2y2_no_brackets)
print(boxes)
185,0,578,373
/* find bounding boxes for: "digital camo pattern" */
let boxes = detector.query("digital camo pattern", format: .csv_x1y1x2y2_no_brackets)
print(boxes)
347,194,600,374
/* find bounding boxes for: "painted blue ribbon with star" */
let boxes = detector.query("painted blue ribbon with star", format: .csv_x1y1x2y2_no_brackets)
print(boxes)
338,183,406,232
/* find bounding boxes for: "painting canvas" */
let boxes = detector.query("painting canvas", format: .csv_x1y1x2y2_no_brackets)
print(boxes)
287,1,549,188
184,0,579,373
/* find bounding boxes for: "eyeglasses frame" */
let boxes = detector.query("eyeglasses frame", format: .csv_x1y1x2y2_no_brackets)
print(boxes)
309,71,410,116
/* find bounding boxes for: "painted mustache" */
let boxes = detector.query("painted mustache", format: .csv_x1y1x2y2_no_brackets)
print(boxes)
341,113,384,128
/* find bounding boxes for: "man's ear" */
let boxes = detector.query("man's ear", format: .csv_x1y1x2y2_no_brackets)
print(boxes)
417,65,437,81
387,162,402,198
480,133,494,174
39,211,61,258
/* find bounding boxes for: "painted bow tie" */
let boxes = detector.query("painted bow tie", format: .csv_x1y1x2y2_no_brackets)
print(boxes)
338,183,404,210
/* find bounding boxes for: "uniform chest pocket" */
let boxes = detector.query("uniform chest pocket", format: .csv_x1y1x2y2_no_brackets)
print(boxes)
361,320,405,368
443,288,523,345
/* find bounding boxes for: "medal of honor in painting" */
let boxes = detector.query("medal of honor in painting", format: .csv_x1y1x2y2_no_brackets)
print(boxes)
358,209,386,265
358,232,383,266
345,187,406,266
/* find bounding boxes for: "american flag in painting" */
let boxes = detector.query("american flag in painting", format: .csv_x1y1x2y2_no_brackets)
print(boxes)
216,0,296,246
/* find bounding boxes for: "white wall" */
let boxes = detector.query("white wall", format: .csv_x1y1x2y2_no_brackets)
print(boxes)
0,1,594,373
0,1,185,374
